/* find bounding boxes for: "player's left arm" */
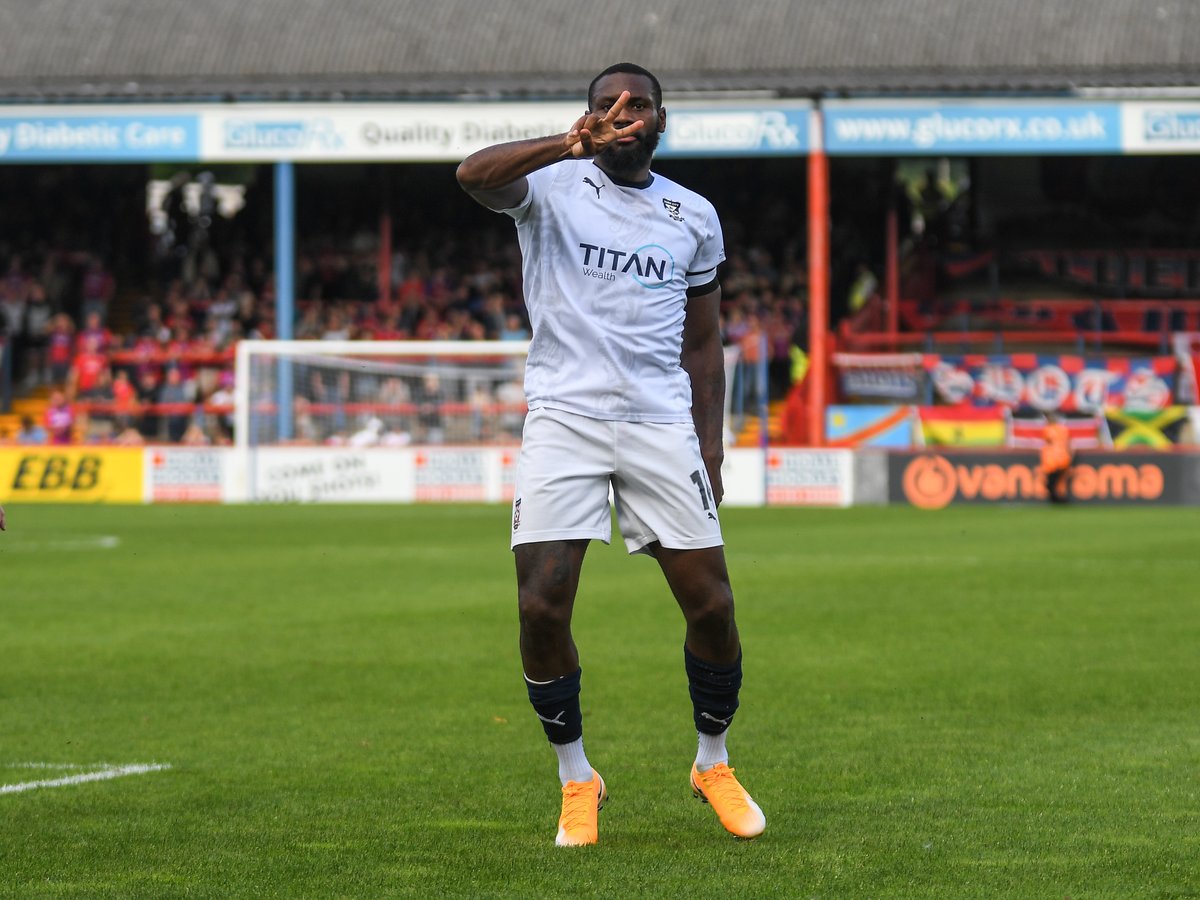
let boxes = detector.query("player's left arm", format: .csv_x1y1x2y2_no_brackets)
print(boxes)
681,286,725,506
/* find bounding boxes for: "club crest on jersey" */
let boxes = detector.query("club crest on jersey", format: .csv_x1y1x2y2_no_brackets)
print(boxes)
663,198,684,221
578,242,675,289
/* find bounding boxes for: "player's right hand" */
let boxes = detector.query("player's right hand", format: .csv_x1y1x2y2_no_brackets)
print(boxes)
564,90,645,158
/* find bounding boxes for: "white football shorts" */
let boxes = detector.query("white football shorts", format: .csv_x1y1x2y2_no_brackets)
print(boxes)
510,407,724,554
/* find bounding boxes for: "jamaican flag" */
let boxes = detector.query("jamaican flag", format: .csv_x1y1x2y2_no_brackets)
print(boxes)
1104,406,1188,449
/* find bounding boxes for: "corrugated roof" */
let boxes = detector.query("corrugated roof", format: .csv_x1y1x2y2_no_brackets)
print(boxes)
1,0,1199,102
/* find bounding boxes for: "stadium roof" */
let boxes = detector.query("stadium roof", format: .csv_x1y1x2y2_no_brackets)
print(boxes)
3,0,1200,103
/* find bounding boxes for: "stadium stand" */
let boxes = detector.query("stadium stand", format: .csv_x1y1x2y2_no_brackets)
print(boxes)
2,0,1200,447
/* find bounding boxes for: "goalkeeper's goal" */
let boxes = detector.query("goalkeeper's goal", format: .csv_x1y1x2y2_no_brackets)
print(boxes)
232,340,530,502
234,339,531,450
232,339,742,503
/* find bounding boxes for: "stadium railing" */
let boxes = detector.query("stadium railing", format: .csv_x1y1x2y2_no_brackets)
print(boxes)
840,297,1200,355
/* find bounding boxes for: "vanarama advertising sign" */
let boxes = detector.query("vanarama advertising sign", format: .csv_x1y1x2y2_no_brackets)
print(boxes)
890,451,1184,508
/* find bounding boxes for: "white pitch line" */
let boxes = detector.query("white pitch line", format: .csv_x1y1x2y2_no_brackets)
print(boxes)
1,763,170,795
2,535,121,552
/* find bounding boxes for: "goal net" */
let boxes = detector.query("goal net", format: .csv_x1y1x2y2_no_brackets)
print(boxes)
231,339,745,503
234,340,531,450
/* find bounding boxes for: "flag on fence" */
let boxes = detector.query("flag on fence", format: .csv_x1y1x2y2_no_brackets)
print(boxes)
917,406,1008,447
1104,407,1189,449
826,405,915,448
1008,414,1108,450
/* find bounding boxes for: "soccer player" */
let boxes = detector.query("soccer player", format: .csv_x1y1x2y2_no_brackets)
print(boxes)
457,63,765,846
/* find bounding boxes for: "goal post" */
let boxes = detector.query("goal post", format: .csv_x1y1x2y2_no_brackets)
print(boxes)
235,339,744,453
234,339,531,452
232,340,532,501
230,338,746,502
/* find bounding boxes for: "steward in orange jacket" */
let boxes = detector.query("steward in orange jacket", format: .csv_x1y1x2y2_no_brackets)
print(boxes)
1041,415,1072,503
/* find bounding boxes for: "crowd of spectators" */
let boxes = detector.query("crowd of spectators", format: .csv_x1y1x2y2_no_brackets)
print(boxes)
9,156,1197,447
0,227,811,446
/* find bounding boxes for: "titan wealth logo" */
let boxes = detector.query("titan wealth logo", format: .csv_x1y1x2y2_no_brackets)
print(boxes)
578,242,675,289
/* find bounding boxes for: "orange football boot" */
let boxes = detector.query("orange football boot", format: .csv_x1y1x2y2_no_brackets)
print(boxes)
556,769,607,846
690,762,766,838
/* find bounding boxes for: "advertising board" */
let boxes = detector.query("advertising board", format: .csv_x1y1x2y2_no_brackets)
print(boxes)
0,448,144,503
8,99,1200,163
146,448,228,502
0,111,199,161
889,451,1186,508
824,101,1122,155
765,449,853,507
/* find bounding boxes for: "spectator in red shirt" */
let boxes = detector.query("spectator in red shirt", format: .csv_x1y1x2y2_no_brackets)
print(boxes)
366,309,408,341
396,268,428,306
112,368,138,432
67,335,110,402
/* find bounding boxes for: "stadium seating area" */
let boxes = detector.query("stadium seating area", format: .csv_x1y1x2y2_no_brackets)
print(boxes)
3,216,1197,447
0,232,808,445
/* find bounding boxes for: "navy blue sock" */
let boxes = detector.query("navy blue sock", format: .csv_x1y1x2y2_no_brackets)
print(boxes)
685,646,742,735
525,668,583,744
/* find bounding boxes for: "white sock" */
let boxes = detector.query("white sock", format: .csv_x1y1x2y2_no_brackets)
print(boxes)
695,731,729,772
553,738,593,785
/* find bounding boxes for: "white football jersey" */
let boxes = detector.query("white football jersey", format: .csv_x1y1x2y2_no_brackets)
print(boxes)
504,159,725,423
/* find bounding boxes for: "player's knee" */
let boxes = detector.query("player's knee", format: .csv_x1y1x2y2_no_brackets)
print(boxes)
682,589,735,636
517,586,572,632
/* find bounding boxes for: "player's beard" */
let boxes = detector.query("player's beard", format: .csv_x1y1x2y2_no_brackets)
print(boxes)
598,129,660,180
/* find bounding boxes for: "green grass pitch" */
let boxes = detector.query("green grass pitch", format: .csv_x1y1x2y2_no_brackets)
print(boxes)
1,502,1197,897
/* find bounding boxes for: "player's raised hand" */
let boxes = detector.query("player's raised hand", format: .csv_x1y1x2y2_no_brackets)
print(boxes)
564,90,645,158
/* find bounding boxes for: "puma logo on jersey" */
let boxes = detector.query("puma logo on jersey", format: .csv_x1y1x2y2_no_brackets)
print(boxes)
583,177,605,200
